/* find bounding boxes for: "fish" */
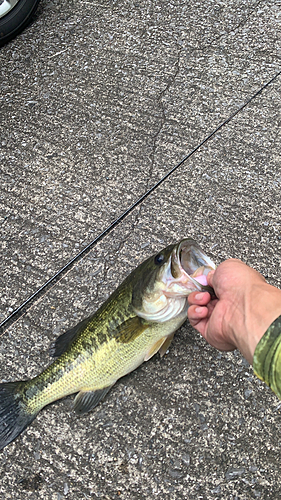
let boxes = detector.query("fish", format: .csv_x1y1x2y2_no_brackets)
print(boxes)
0,238,216,449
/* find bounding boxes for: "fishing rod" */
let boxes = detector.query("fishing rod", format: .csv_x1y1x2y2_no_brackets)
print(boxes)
1,69,280,334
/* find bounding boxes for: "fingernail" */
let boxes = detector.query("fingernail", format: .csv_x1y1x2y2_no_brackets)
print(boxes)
195,293,204,300
195,307,202,313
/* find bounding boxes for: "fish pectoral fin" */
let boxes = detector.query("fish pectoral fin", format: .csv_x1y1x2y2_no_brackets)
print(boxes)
73,385,114,415
159,333,175,357
144,336,169,362
115,316,148,344
49,316,90,358
144,333,175,361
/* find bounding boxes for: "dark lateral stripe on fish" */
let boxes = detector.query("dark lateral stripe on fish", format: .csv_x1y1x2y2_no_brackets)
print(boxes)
0,238,216,449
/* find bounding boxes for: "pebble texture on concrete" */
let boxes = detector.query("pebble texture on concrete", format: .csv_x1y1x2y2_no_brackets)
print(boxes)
0,0,280,499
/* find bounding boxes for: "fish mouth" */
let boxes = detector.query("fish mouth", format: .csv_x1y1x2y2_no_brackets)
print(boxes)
172,238,216,289
135,238,216,322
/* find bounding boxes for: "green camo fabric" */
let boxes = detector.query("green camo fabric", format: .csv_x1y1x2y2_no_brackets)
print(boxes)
253,316,281,400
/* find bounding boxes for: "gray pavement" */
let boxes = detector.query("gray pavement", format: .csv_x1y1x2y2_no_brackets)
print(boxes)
0,0,281,498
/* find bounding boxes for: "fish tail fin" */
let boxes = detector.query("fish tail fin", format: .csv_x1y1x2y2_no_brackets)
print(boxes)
0,381,37,450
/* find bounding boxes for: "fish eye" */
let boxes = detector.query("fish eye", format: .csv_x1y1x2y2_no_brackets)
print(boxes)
154,253,165,265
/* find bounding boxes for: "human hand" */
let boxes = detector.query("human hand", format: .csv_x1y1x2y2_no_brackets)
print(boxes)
188,259,281,364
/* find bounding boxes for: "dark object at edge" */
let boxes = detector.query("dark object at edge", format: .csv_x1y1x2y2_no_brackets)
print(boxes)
0,0,41,47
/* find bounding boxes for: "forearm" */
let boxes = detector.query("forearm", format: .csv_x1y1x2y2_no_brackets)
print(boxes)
253,315,281,400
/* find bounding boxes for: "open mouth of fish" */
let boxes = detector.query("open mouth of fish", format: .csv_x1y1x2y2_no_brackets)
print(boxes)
165,238,216,296
135,238,216,322
177,238,216,287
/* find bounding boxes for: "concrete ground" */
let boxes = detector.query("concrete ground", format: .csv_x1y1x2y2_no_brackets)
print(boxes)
0,0,281,498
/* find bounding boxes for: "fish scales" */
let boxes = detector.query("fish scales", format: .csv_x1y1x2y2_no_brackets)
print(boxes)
0,238,216,449
21,281,138,413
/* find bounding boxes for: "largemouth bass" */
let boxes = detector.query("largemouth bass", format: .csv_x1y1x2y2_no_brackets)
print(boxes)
0,238,215,449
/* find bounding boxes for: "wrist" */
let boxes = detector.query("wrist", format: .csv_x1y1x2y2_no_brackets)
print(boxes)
231,284,281,365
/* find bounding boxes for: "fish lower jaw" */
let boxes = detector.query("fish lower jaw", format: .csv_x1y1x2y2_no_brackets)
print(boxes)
164,280,202,297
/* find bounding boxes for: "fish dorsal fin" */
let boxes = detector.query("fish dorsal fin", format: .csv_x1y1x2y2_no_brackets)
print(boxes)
144,333,175,361
115,316,148,344
49,317,90,358
73,386,113,415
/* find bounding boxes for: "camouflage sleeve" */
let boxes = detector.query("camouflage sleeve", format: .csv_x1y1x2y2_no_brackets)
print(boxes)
253,316,281,400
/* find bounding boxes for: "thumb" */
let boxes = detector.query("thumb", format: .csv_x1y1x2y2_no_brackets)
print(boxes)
207,270,215,288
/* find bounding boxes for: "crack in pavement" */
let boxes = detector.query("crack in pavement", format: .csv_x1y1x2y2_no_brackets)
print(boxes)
142,0,266,192
2,67,280,335
135,42,182,229
148,41,182,181
1,0,279,334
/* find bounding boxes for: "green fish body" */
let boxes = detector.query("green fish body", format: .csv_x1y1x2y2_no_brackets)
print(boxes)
0,238,216,449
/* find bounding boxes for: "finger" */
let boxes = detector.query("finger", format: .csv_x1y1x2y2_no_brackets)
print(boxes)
188,291,211,306
207,270,215,288
188,304,209,323
187,306,209,335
